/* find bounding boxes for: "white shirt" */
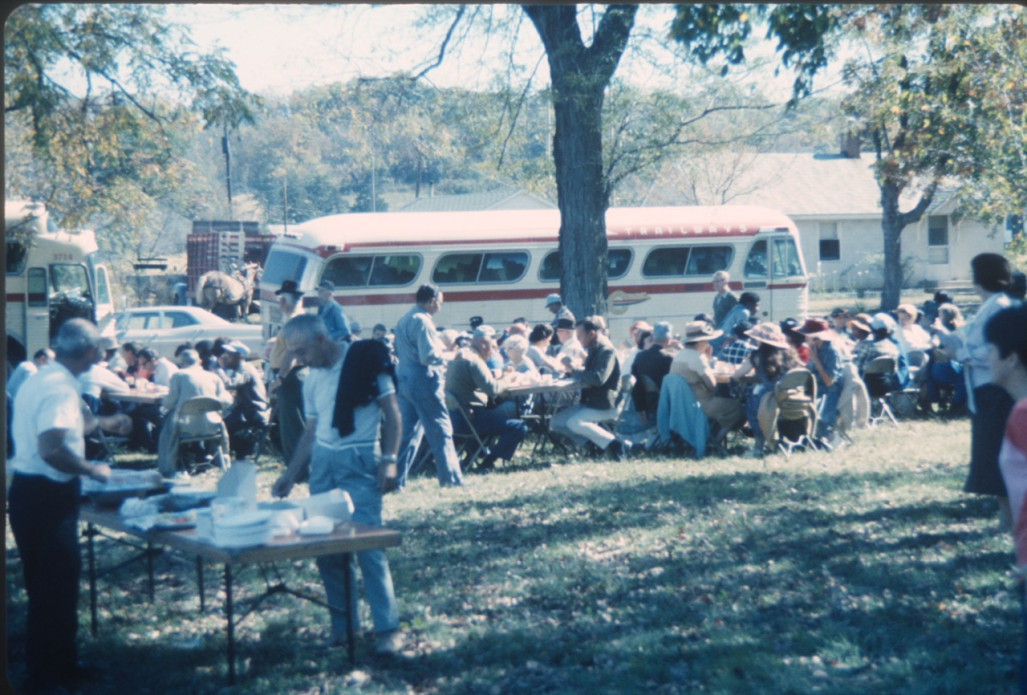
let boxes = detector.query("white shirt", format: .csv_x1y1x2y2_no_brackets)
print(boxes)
11,361,86,483
152,356,179,387
5,360,38,399
303,343,395,450
79,363,131,400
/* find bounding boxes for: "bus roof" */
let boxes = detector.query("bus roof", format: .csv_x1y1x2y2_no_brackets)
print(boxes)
281,205,796,253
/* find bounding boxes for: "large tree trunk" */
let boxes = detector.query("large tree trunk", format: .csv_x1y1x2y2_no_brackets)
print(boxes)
879,180,904,311
523,5,636,321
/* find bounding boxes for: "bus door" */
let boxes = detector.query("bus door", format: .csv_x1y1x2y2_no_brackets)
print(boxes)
24,266,50,358
93,264,115,323
742,234,806,321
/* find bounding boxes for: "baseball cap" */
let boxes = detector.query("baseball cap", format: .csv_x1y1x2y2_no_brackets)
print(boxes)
545,293,562,307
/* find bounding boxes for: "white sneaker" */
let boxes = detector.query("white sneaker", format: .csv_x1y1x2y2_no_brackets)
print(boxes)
374,630,404,655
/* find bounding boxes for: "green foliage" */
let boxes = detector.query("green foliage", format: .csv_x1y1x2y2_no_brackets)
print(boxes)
3,4,256,255
7,420,1020,693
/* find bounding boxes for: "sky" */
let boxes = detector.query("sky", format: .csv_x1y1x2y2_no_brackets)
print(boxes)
163,4,812,100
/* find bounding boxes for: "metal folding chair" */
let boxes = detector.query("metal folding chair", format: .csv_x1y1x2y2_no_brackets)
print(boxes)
444,392,498,470
773,368,819,457
863,356,899,427
173,396,231,474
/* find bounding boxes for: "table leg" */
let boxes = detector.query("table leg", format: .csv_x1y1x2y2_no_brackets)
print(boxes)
146,540,155,603
344,552,355,666
225,563,236,685
87,523,98,637
196,556,205,612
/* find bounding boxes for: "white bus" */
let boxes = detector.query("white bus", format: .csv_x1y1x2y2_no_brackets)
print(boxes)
5,200,115,369
258,205,808,341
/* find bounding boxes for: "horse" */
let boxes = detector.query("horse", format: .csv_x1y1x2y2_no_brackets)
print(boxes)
197,264,259,320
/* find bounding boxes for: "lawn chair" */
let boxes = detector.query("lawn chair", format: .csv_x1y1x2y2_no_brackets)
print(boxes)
168,396,231,475
82,394,130,462
863,356,898,427
890,349,928,418
597,374,635,441
445,392,498,470
772,368,818,457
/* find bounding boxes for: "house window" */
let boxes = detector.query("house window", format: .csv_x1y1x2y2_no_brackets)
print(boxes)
928,216,949,264
819,222,840,262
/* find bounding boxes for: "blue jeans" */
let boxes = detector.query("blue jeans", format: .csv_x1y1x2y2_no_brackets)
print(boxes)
926,361,966,406
816,381,841,438
309,445,399,637
453,400,528,462
396,365,464,487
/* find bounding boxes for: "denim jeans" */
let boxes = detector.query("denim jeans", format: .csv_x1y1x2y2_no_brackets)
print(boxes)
309,445,399,637
396,365,463,487
816,381,841,438
453,400,528,462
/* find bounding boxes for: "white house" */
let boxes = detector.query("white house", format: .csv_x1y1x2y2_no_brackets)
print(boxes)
683,148,1007,291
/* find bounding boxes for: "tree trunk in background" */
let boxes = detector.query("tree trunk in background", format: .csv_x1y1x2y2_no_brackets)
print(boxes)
523,5,636,320
879,180,904,311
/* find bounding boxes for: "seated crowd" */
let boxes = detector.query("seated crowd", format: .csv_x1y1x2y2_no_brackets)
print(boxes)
5,275,1001,481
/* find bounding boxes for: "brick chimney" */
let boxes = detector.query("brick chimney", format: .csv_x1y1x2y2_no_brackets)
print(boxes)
841,132,861,159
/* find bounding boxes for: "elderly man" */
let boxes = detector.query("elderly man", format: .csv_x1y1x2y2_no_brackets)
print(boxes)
551,316,630,460
137,347,179,387
445,325,529,471
394,284,464,487
6,348,54,401
156,349,234,476
711,271,738,328
545,293,575,330
316,279,352,342
216,341,271,458
552,316,587,365
9,319,131,695
272,314,403,655
268,279,309,464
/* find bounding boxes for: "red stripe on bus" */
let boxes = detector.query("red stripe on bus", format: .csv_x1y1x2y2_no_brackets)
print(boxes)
6,293,26,302
258,280,805,306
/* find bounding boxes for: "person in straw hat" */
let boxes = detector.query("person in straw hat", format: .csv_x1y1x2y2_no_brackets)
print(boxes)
732,322,802,456
669,321,744,438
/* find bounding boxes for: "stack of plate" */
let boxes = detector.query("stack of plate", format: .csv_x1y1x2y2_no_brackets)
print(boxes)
213,510,273,548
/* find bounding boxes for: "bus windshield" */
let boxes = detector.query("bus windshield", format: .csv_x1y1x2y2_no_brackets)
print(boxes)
263,249,308,287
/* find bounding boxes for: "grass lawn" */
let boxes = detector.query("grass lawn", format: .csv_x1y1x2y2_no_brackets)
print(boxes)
5,418,1022,694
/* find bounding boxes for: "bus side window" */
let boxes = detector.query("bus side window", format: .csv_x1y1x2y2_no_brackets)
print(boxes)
6,241,27,275
608,249,632,279
325,255,373,287
480,252,528,283
369,255,421,286
686,246,733,276
744,241,768,278
642,247,689,277
539,251,561,282
433,253,482,284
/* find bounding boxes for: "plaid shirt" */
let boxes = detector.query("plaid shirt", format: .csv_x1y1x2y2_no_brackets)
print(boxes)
717,338,756,365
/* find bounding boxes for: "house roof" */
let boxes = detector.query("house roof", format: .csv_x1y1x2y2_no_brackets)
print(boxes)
691,152,951,219
399,188,556,213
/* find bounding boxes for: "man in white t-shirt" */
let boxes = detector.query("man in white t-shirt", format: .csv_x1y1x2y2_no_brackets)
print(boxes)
8,319,131,694
272,314,404,656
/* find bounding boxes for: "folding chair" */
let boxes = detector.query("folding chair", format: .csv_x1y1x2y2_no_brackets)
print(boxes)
772,368,818,457
82,394,130,462
172,396,231,474
597,374,635,439
891,349,928,418
444,392,497,470
862,356,899,427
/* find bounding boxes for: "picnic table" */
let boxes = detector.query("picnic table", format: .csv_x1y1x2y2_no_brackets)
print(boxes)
80,504,402,684
105,385,169,406
504,377,582,461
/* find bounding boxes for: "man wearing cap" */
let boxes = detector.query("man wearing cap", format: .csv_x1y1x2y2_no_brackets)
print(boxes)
798,318,844,445
316,279,351,343
217,340,271,458
670,321,744,435
552,316,587,366
269,280,309,464
394,284,464,487
445,325,529,470
711,271,738,329
630,321,676,426
546,294,575,330
552,316,631,460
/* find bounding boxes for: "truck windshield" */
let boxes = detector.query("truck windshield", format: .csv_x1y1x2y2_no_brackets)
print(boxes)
263,249,307,287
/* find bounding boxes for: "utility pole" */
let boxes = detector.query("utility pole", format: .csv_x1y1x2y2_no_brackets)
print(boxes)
222,122,233,219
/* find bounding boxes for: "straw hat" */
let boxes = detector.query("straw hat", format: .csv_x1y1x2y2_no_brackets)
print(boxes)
745,323,790,349
681,321,722,344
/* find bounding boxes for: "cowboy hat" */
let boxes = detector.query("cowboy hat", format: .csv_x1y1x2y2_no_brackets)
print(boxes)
796,318,833,339
682,321,722,344
745,323,790,349
275,280,304,296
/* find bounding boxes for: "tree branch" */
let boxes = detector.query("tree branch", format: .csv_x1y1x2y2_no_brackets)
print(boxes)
414,5,467,80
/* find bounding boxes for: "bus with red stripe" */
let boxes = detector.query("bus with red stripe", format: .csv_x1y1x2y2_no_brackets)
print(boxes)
258,205,808,342
5,200,115,370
